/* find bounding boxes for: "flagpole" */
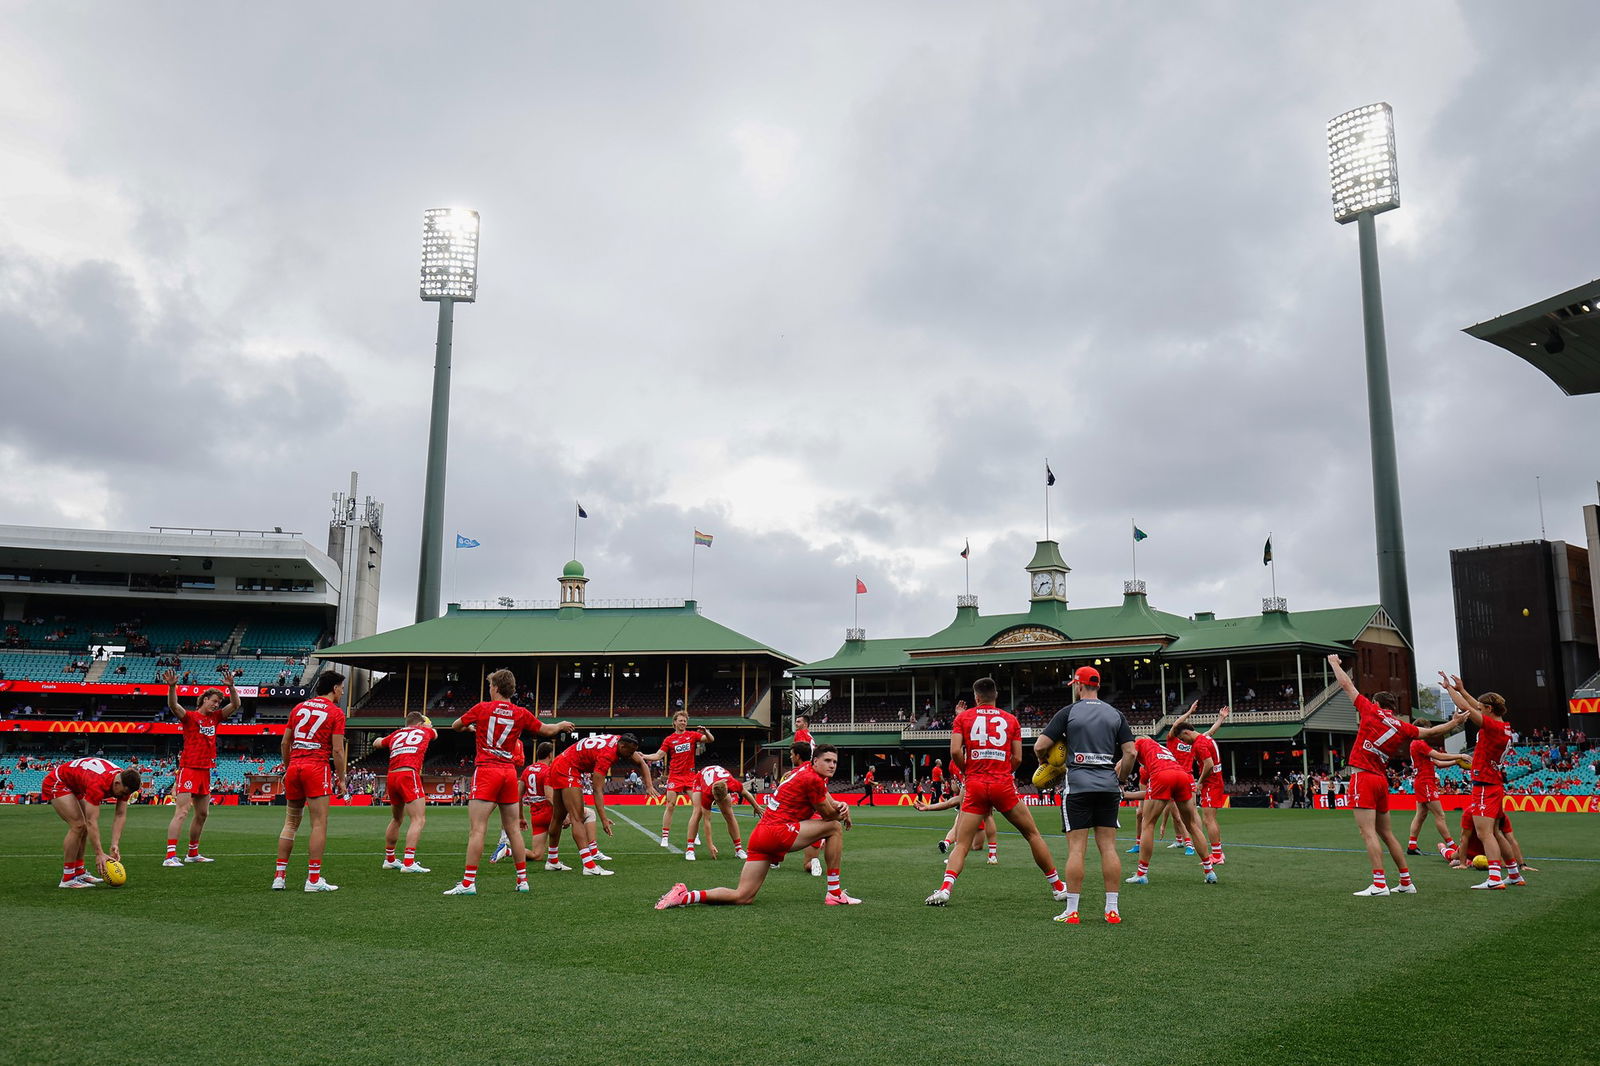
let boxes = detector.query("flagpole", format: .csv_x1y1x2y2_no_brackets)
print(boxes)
1044,459,1051,540
690,532,697,601
964,552,970,597
1131,519,1137,582
854,578,859,629
452,535,458,608
1269,531,1276,598
572,505,579,560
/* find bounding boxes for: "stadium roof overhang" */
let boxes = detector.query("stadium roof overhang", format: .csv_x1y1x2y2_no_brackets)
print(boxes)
762,731,908,750
1211,722,1307,742
1463,279,1600,395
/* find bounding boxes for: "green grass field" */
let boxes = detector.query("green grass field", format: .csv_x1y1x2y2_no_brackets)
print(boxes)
2,803,1597,1066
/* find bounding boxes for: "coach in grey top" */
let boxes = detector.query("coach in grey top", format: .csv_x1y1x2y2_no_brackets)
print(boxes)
1033,665,1137,923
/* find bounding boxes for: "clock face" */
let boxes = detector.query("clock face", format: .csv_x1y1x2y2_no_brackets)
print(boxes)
1032,572,1054,596
1053,573,1066,596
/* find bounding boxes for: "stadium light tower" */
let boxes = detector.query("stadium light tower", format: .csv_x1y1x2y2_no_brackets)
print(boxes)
415,207,479,623
1328,102,1413,646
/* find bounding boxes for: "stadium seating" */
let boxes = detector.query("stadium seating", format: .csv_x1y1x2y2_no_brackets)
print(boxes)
238,619,325,656
0,651,91,682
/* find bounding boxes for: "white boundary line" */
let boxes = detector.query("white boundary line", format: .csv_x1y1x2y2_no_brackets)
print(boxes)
608,806,683,854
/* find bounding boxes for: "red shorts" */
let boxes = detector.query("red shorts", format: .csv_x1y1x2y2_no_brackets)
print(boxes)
1347,770,1390,813
1199,777,1226,808
747,819,800,864
1148,768,1194,802
386,768,423,804
471,764,519,805
547,766,580,790
177,768,211,796
1468,783,1505,820
694,789,716,812
960,775,1020,816
283,761,332,803
40,768,71,801
1413,778,1440,804
667,774,697,794
527,803,553,834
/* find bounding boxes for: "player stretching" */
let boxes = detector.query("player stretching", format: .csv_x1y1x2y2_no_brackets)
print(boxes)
656,742,860,908
655,711,713,848
548,733,658,876
515,743,562,868
929,782,1000,865
1330,654,1462,896
42,757,141,887
1437,673,1522,890
1191,707,1228,865
1121,736,1216,885
1404,735,1455,857
684,765,757,861
443,670,572,895
1162,701,1207,852
274,672,348,892
923,678,1070,906
161,664,240,866
376,711,437,873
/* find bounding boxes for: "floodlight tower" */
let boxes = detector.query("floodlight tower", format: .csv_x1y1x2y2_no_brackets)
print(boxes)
415,207,479,623
1328,103,1413,646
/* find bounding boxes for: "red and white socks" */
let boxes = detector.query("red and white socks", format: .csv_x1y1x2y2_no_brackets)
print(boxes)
686,889,706,904
403,847,418,868
940,869,958,893
987,842,998,861
187,841,201,859
307,860,324,885
580,843,601,870
274,860,288,881
165,839,179,861
1044,868,1066,895
1136,860,1150,878
826,869,842,894
515,861,528,887
1370,868,1387,891
385,846,397,864
1397,869,1413,888
461,865,478,888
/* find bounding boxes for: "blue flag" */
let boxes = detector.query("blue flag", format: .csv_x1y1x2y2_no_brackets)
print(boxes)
1133,526,1149,542
455,534,480,549
577,502,588,519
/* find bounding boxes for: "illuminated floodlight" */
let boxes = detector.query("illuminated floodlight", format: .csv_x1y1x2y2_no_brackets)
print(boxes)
420,207,480,301
1327,103,1398,224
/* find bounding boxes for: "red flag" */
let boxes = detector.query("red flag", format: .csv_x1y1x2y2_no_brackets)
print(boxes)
855,578,867,594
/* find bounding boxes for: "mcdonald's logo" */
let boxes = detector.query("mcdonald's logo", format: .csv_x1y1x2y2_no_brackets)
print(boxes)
1504,795,1600,815
1570,697,1600,715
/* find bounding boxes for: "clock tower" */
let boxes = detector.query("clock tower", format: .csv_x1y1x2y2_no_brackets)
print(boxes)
1025,540,1069,603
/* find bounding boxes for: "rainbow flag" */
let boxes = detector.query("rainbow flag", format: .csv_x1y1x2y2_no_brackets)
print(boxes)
694,530,714,548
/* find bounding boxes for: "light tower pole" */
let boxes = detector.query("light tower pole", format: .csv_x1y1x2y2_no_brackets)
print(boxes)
416,207,479,623
1328,103,1413,645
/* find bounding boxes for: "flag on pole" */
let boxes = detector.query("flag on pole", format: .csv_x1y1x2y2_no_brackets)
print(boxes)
1133,526,1149,542
576,502,588,519
959,540,970,559
1046,463,1056,487
1263,535,1273,566
455,534,480,549
855,578,868,594
694,530,714,548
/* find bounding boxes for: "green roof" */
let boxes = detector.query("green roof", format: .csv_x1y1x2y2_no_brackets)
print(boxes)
320,602,801,671
1212,722,1306,742
562,559,585,578
762,731,906,750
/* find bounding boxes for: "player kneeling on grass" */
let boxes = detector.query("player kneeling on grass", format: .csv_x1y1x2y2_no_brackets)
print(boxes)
43,757,141,887
547,732,658,876
657,743,860,908
684,765,758,861
1437,672,1524,891
376,711,437,873
924,679,1070,907
1121,736,1217,886
444,669,573,895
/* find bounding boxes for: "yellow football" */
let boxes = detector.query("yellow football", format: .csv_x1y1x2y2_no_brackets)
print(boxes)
1044,741,1068,768
1471,854,1488,871
1032,763,1065,788
104,860,127,886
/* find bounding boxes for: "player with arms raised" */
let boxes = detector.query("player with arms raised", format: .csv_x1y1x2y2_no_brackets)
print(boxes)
274,671,348,892
924,678,1069,906
1121,735,1217,885
443,669,572,895
42,756,141,887
161,663,240,867
1437,673,1521,890
654,711,713,849
376,711,437,873
1405,732,1456,858
657,742,861,908
547,732,658,876
683,764,758,862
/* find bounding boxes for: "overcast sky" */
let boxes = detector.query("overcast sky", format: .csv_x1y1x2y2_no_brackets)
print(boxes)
3,3,1597,683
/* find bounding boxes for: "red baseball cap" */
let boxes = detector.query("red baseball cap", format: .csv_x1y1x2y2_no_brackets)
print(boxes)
1071,666,1100,687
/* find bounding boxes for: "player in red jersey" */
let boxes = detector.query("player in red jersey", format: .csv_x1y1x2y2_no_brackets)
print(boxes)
923,679,1072,907
1404,734,1456,857
656,742,860,908
683,764,758,862
512,743,564,868
653,711,713,849
161,663,240,867
1190,707,1229,866
1331,655,1463,896
42,756,142,887
548,731,658,876
1121,735,1217,886
1438,673,1522,890
376,711,437,873
1443,806,1530,873
442,669,572,895
935,708,997,860
1162,701,1208,852
274,671,348,892
793,714,814,748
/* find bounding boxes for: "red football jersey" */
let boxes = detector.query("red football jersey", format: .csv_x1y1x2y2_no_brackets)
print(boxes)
1136,736,1183,777
694,764,735,793
794,727,814,746
179,709,226,770
1471,717,1511,785
57,757,123,804
522,761,550,806
458,701,542,767
762,763,830,823
287,696,346,764
1348,695,1420,774
1190,734,1220,776
380,725,437,773
662,730,705,777
952,705,1019,779
1409,739,1437,785
931,764,944,782
1165,735,1198,772
552,734,624,776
